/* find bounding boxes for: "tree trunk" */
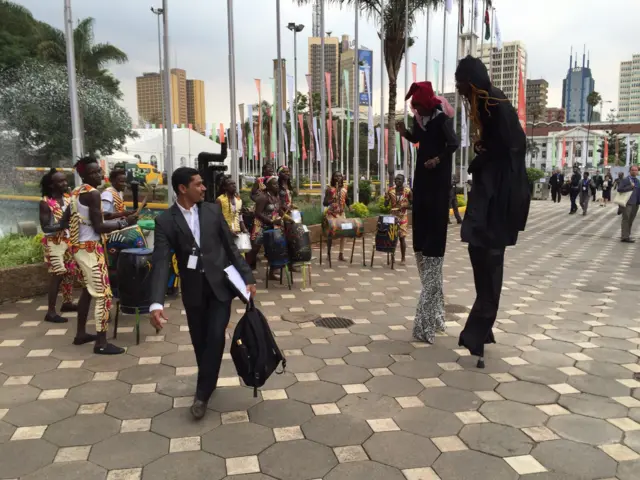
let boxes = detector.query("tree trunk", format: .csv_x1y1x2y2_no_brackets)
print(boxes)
387,76,398,184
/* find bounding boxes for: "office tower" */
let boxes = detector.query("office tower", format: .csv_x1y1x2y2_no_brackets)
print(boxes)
477,41,528,107
619,54,640,121
186,79,206,133
526,79,548,121
562,48,595,124
308,36,340,106
546,107,566,123
339,36,373,115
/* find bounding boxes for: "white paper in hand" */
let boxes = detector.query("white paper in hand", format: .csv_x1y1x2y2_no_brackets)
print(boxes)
224,265,250,304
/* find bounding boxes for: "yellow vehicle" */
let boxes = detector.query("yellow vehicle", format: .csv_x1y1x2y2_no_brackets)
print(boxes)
114,162,164,185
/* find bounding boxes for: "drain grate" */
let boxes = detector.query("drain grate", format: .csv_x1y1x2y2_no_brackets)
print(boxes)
314,317,355,329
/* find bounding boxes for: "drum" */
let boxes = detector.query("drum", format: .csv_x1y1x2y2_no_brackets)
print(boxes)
138,219,155,248
324,217,364,239
105,225,146,295
116,248,153,314
375,215,399,253
290,209,303,224
285,223,312,263
235,233,252,253
263,228,289,267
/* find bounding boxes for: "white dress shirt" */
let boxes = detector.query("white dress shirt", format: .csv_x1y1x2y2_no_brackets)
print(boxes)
150,201,200,312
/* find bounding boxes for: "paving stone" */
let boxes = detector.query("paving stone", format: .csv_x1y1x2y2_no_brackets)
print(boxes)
625,430,640,452
558,393,629,419
496,381,559,405
531,439,617,479
324,460,405,480
106,393,172,420
82,354,138,372
0,357,59,376
411,347,460,363
0,384,41,407
202,422,274,458
30,368,93,390
0,420,15,442
439,371,498,391
574,361,634,379
317,365,372,385
302,344,350,359
365,375,423,397
459,423,534,457
593,326,637,339
337,392,402,420
259,439,337,480
44,413,120,446
568,375,631,398
142,451,226,480
151,407,221,438
301,413,373,447
419,386,482,412
521,350,575,368
155,375,197,397
282,355,327,373
508,365,569,385
126,342,178,358
547,414,623,445
433,450,518,480
367,340,414,355
363,431,439,469
89,431,169,469
394,406,463,437
286,380,346,404
584,347,638,365
0,439,57,477
3,398,77,427
480,400,549,428
22,461,106,480
532,340,582,354
248,399,313,428
161,351,197,368
207,387,262,413
618,459,640,480
261,372,298,390
388,360,444,379
66,380,130,404
117,364,175,385
344,352,394,368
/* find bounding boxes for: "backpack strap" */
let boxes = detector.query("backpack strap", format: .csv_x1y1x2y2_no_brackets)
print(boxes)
246,299,269,397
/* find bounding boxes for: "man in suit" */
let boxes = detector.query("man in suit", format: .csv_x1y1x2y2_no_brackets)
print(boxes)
448,178,463,225
617,165,640,243
569,165,581,214
549,168,564,203
149,167,256,419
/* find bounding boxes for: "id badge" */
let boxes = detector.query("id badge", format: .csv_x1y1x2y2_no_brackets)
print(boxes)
187,255,198,270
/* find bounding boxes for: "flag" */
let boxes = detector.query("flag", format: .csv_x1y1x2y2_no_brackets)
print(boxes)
604,138,609,166
312,116,321,162
626,135,631,167
616,136,620,163
287,75,296,154
494,10,503,50
248,105,255,160
151,124,156,129
551,138,556,168
433,60,440,94
445,0,453,14
271,79,277,158
461,102,469,147
376,127,381,162
173,124,177,130
411,62,417,83
255,79,263,160
181,124,186,129
188,123,193,130
145,123,150,129
364,66,374,150
474,0,479,26
343,70,351,164
282,110,289,159
459,0,464,33
306,74,316,162
517,69,527,131
219,123,225,143
593,135,598,167
239,104,246,159
395,130,401,168
484,7,491,41
325,72,334,162
562,137,566,167
385,128,389,165
237,122,243,161
298,114,307,161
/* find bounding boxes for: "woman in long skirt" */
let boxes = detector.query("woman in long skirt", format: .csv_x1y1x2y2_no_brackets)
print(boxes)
397,81,459,343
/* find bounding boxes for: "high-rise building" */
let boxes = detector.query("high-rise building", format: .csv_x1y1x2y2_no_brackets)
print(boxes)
477,41,527,106
526,79,548,121
136,69,202,128
186,79,206,133
546,107,566,123
618,54,640,122
273,59,287,109
338,36,373,115
308,36,340,107
562,49,595,123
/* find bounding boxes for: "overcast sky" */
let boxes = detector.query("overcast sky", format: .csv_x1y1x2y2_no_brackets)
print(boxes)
17,0,640,126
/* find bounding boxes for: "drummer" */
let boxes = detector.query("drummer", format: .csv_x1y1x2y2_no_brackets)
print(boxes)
215,175,248,235
101,168,144,220
385,174,413,265
251,163,276,202
323,171,350,262
246,176,283,277
277,165,297,222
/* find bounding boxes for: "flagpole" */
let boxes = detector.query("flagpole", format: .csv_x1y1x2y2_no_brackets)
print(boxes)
161,0,174,203
480,0,486,56
451,1,461,179
320,0,327,206
425,5,430,81
275,0,285,166
489,7,495,80
380,0,386,194
402,0,409,180
353,0,360,201
64,0,84,187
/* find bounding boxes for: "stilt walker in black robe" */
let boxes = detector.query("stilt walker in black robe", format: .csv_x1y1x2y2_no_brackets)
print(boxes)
454,56,531,367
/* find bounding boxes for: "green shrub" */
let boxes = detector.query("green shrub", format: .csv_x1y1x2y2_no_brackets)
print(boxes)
350,202,369,218
347,180,373,206
377,195,391,214
456,194,467,208
526,167,545,185
0,234,44,268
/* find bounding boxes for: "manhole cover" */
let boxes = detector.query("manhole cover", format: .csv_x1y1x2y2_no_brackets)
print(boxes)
445,304,468,314
314,317,355,329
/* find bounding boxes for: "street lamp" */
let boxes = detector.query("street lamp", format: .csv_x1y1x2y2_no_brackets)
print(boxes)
287,22,304,192
150,7,166,170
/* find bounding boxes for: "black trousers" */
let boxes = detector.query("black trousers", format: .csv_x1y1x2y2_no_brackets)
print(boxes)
459,245,505,357
184,278,232,402
450,195,462,222
551,187,561,203
569,190,579,212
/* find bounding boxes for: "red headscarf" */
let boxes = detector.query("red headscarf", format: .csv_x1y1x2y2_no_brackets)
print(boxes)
405,81,441,111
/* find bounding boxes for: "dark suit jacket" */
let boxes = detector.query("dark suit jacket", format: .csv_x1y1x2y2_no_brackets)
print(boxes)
150,202,255,308
617,177,640,206
549,173,564,188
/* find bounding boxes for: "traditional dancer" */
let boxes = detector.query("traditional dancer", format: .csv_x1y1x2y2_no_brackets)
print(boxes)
250,163,275,202
67,156,138,354
245,176,283,274
39,169,77,323
323,171,349,262
397,81,459,344
215,175,247,235
277,165,297,221
384,174,412,264
454,56,530,368
101,168,141,220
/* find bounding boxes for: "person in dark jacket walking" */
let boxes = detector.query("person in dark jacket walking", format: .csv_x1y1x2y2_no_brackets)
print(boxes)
549,168,564,203
448,178,463,224
454,56,530,368
397,81,459,343
569,165,581,214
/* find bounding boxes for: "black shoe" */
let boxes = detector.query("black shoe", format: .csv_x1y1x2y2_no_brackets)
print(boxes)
93,343,125,355
44,313,68,323
73,333,98,345
191,398,208,420
456,219,463,224
621,238,636,243
60,303,78,312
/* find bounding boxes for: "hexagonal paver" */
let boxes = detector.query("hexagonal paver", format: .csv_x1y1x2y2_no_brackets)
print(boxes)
568,375,630,397
82,353,138,372
388,360,444,379
117,364,175,385
249,399,313,428
3,398,77,427
260,439,337,480
0,439,57,478
531,439,617,479
324,461,405,480
547,414,622,445
558,393,629,419
459,424,534,457
142,451,226,480
509,365,568,385
156,375,197,397
394,406,464,437
44,413,121,446
127,341,178,358
0,420,16,442
317,365,372,385
208,387,262,413
574,360,634,379
0,384,41,407
89,431,169,469
344,353,393,368
106,393,172,420
22,461,106,480
365,375,423,397
532,340,581,354
521,351,575,368
262,372,298,390
433,450,518,480
593,326,637,339
151,407,221,438
283,355,327,374
30,368,93,390
411,347,459,363
480,401,548,428
66,380,130,404
625,430,640,453
161,351,197,368
584,348,638,365
496,381,559,405
302,344,350,359
364,431,439,469
286,380,346,404
419,386,482,412
367,340,414,355
439,371,498,392
337,393,402,420
301,413,373,447
0,357,59,376
202,422,274,458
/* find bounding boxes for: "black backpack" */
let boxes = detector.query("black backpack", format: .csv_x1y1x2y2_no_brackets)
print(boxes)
230,300,286,397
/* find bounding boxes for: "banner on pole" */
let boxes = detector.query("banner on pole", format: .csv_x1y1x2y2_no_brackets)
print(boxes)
298,114,307,161
395,130,401,167
385,128,389,165
626,135,631,167
325,72,334,162
604,138,609,166
364,66,375,150
411,62,417,83
461,102,470,147
287,75,296,153
248,105,255,159
562,137,566,167
219,123,225,143
376,127,381,162
495,10,503,50
312,117,321,162
271,79,277,158
343,70,351,165
255,79,263,161
551,138,556,168
433,60,440,94
517,69,527,131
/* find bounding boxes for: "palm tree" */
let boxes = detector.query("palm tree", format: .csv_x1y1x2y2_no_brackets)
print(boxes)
585,90,601,165
296,0,443,182
36,17,128,98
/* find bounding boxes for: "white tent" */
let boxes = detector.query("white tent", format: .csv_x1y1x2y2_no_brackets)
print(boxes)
103,150,140,169
120,128,225,172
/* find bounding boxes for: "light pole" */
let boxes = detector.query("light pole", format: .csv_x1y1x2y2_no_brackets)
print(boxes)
63,0,83,186
353,0,359,202
226,0,239,184
319,1,327,207
150,7,166,170
275,0,285,166
161,0,174,204
287,22,304,192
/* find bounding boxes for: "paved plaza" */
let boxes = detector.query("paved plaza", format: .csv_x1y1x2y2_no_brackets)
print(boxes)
1,201,640,479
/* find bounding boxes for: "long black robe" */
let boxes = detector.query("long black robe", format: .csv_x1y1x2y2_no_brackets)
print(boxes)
403,111,459,258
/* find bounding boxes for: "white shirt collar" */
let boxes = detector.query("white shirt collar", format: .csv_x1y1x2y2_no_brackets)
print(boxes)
176,201,197,214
